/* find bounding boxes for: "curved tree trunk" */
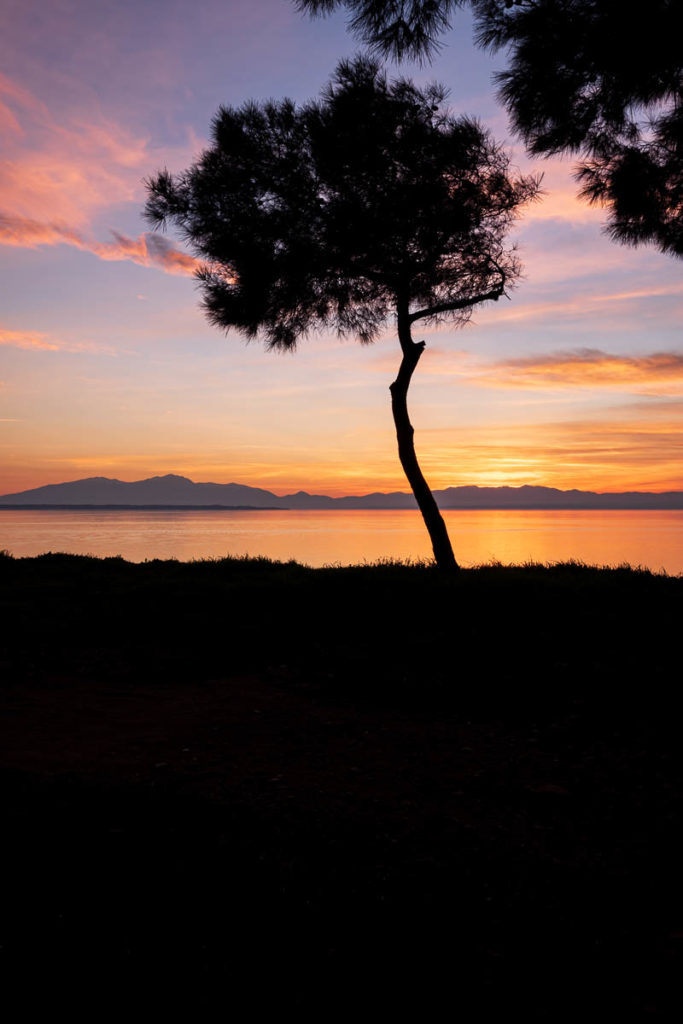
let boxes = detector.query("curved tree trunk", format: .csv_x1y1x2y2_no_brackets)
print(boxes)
390,305,459,571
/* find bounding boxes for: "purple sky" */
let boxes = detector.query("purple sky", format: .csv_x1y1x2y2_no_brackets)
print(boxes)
1,0,681,496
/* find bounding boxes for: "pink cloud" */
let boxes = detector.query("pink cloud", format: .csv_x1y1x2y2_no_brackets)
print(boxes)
0,213,86,249
0,71,200,275
475,281,683,326
94,230,199,276
0,99,23,136
0,71,42,108
0,73,146,225
0,213,200,277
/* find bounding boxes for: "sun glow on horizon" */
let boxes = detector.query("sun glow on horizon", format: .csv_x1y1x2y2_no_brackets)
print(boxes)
1,2,681,504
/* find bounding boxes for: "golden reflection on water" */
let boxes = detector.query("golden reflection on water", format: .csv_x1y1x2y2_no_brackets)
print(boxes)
1,508,682,574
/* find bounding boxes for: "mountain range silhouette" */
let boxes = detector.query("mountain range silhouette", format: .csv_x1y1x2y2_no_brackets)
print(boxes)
1,474,682,509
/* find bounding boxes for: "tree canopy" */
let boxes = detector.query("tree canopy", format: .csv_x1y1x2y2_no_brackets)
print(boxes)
298,1,683,257
145,57,538,349
145,57,539,569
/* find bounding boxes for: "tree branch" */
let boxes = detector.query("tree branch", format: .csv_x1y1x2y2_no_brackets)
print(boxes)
408,282,506,324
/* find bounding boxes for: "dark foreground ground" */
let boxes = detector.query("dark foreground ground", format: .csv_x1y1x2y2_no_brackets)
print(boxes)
1,552,682,1016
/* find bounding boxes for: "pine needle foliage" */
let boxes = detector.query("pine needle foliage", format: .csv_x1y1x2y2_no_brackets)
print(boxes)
296,0,463,62
144,57,540,350
298,1,683,257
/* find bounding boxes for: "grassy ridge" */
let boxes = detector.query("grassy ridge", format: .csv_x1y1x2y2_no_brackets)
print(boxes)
1,553,682,1015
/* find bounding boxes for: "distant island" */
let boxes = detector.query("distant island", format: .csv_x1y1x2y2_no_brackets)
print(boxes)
1,474,682,510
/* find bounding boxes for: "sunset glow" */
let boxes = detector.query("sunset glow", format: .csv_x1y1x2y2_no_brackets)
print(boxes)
1,1,681,498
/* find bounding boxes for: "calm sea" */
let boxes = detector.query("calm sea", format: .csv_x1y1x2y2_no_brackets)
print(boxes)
1,508,682,574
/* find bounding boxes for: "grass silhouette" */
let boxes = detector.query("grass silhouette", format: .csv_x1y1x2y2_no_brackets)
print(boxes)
1,553,681,1014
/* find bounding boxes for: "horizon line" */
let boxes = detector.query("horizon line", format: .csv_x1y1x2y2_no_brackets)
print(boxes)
2,472,682,501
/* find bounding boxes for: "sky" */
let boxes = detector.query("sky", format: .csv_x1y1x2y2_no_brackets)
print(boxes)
1,0,681,497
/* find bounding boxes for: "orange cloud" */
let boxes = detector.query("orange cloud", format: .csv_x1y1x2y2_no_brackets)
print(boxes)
511,150,604,225
477,349,683,392
0,325,115,353
0,327,59,351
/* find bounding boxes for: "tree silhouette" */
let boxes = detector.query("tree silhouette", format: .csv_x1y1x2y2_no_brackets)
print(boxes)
297,0,462,61
298,1,683,257
145,57,539,569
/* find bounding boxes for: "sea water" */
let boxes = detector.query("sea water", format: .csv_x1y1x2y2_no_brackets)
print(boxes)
1,508,682,574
